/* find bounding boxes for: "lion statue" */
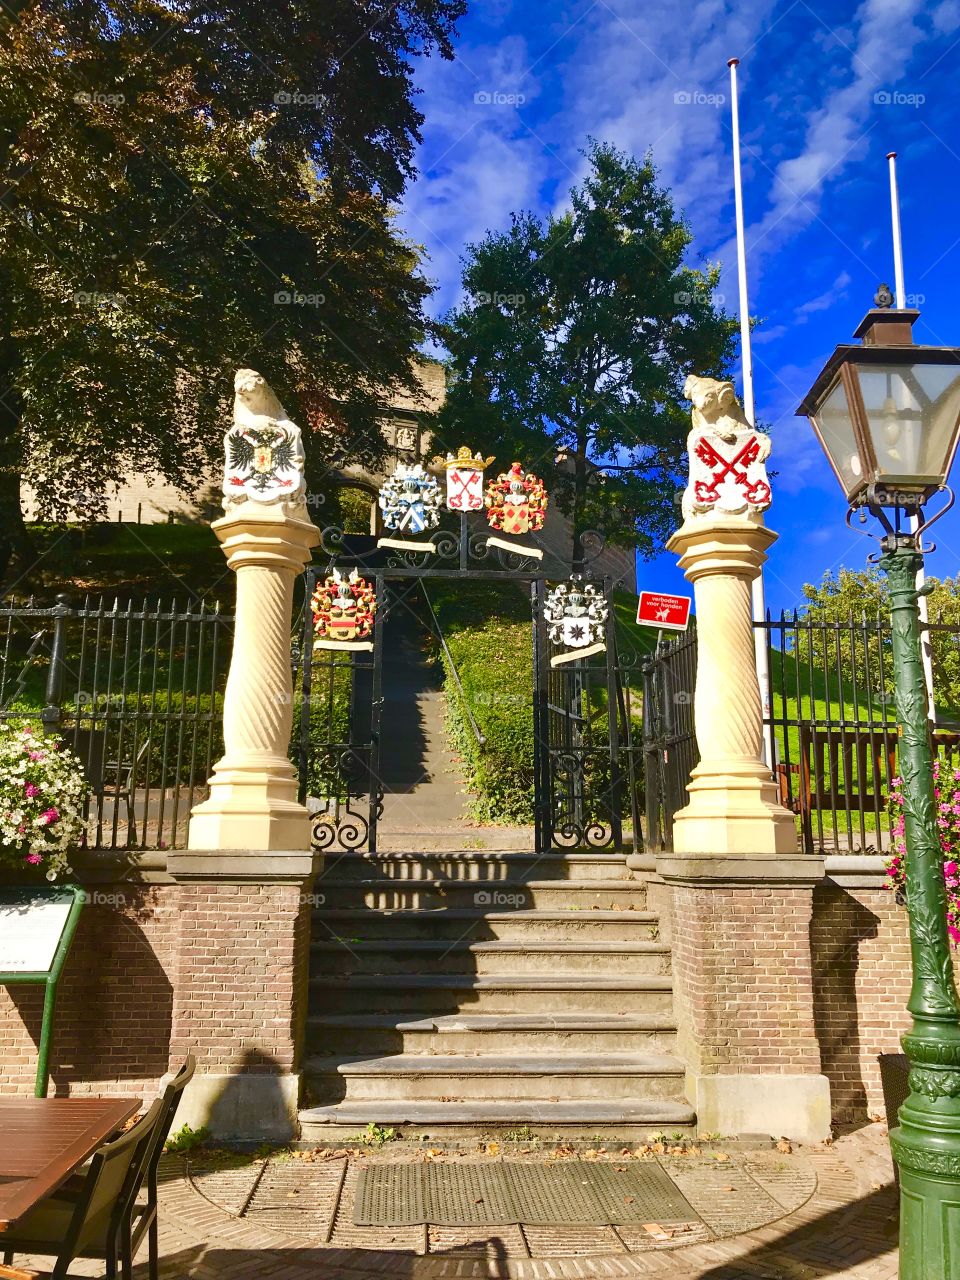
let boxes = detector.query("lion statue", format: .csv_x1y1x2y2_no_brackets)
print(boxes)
233,367,293,432
223,368,307,510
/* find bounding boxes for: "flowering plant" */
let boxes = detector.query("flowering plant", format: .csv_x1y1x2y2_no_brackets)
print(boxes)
0,726,87,880
886,758,960,947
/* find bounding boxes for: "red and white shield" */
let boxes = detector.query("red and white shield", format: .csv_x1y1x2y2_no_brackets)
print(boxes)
446,465,485,511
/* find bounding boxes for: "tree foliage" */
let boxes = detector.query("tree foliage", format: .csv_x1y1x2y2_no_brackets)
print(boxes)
432,142,738,560
0,0,464,578
800,567,960,717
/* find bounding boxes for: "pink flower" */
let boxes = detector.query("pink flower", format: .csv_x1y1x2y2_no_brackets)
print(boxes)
950,926,960,945
946,861,959,877
40,807,59,826
24,853,42,865
23,782,40,799
27,751,45,762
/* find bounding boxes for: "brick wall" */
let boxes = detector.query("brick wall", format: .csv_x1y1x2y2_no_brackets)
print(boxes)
809,881,912,1127
649,867,920,1129
668,882,822,1079
0,878,311,1100
168,882,310,1077
0,883,178,1097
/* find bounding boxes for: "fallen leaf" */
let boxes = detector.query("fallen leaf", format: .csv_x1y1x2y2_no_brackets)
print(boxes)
776,1138,793,1154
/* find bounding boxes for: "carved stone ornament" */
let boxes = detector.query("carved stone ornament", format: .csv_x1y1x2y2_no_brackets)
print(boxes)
433,446,496,512
681,374,772,521
544,578,609,666
223,368,307,511
311,568,377,652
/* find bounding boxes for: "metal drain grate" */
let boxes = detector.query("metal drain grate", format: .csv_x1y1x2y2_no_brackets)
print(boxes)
354,1161,700,1227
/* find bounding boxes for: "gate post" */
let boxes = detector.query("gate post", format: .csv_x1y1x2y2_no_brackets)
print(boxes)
654,376,830,1143
665,515,796,855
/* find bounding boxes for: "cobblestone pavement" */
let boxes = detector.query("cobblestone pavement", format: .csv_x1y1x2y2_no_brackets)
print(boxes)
11,1125,900,1279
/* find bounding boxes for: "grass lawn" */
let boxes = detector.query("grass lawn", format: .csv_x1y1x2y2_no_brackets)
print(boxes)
17,522,229,601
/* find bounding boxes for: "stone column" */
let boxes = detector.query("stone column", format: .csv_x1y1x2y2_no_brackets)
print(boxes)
187,501,319,852
666,512,797,855
169,370,320,1141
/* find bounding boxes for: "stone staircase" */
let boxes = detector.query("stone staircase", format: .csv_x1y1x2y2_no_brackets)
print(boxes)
299,850,695,1141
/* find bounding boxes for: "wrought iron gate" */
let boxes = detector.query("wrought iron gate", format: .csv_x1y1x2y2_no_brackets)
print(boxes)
532,577,624,851
293,522,643,855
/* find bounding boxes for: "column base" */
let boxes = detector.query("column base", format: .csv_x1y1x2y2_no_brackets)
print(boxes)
693,1073,831,1143
172,1071,301,1142
189,766,312,851
672,759,798,855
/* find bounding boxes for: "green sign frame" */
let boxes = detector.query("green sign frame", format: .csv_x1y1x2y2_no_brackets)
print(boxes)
0,884,85,1096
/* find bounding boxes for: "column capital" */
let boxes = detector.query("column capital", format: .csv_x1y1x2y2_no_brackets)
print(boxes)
212,501,320,575
667,513,777,583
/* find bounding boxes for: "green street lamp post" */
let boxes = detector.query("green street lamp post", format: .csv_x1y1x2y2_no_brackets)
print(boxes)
798,298,960,1278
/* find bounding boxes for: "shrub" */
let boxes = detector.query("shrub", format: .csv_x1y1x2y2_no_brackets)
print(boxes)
0,726,87,879
427,582,535,824
886,759,960,946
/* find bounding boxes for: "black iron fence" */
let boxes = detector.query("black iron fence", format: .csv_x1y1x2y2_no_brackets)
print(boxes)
0,593,233,852
641,625,697,852
643,611,960,855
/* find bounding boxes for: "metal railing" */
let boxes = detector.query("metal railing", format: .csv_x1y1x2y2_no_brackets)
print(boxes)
1,593,234,852
642,610,960,855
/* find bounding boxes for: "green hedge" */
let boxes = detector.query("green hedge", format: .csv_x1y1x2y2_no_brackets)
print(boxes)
290,663,352,798
425,581,535,825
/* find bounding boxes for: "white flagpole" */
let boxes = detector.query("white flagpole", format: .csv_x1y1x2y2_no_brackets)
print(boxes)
887,150,935,721
887,151,907,309
728,57,773,761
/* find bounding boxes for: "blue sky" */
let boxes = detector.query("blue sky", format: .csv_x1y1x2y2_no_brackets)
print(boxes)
397,0,960,613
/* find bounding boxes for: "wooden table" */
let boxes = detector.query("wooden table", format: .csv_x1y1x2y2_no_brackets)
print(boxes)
0,1097,141,1232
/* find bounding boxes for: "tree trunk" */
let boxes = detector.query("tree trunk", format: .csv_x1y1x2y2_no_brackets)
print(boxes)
0,436,34,588
571,439,588,574
0,327,35,586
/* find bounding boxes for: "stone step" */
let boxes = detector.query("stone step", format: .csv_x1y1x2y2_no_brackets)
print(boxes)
312,878,645,912
306,1012,678,1056
311,907,660,942
298,1099,697,1143
304,1053,687,1103
309,973,675,1015
319,852,634,882
309,938,671,977
376,829,537,851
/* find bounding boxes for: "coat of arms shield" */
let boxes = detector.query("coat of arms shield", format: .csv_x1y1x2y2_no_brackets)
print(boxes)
377,463,443,551
311,569,377,651
434,447,496,511
544,579,608,666
483,462,548,559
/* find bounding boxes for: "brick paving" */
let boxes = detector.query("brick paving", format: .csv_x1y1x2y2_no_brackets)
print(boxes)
10,1125,900,1278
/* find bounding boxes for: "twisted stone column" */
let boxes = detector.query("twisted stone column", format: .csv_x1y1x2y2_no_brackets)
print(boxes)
188,501,319,851
666,512,797,855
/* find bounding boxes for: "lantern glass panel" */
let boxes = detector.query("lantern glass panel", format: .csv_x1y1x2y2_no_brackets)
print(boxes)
812,377,863,494
858,363,960,486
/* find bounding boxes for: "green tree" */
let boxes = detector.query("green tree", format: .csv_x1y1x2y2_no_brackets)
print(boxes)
432,142,738,563
800,567,960,717
0,0,464,580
